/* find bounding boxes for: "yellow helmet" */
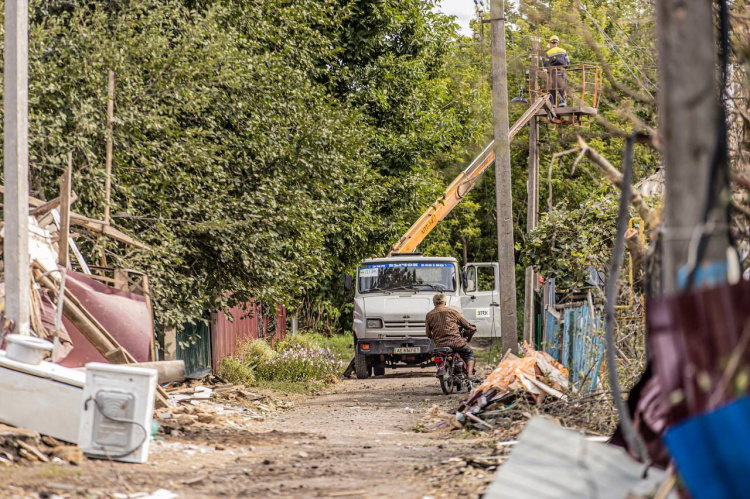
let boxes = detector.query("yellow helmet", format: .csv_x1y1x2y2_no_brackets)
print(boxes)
549,35,560,43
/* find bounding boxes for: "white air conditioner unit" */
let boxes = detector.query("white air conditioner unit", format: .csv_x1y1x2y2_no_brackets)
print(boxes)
78,363,157,464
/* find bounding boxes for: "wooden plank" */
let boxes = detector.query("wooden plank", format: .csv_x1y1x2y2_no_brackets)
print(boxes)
0,185,146,251
29,192,78,217
0,185,45,207
51,209,92,275
104,70,115,224
58,155,72,268
141,274,157,361
69,215,150,250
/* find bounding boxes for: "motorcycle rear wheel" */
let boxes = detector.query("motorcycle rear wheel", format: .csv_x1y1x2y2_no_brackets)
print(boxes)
439,368,455,394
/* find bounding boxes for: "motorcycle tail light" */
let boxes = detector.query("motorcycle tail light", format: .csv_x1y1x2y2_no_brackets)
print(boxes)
431,357,442,363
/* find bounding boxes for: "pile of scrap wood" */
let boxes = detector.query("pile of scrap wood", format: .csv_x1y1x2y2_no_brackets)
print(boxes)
456,342,569,429
0,424,82,467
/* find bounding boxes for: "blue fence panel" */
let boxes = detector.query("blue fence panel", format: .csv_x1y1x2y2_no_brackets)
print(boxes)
566,303,604,391
543,295,604,392
544,308,561,360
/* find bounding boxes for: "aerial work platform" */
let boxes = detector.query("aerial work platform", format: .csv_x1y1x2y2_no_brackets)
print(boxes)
534,105,598,125
528,64,601,126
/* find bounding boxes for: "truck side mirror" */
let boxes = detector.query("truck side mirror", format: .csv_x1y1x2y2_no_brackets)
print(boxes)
344,274,353,291
462,270,468,290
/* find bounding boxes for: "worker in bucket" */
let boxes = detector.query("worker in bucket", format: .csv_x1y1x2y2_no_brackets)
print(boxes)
425,294,477,377
544,35,570,106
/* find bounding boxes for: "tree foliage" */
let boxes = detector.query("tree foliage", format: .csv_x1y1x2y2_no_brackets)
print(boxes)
420,0,662,305
0,0,475,329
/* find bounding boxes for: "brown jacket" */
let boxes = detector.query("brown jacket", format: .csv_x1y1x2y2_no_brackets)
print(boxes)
425,305,474,349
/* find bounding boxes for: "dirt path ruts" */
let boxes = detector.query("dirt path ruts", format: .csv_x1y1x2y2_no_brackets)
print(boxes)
3,371,493,498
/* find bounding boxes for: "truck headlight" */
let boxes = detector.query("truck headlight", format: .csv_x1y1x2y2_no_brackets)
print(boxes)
366,318,383,329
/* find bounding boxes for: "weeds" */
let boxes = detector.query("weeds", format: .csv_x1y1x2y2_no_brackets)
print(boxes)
218,332,352,391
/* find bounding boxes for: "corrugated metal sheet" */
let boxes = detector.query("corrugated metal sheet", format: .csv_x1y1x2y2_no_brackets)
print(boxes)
211,301,287,373
177,321,211,376
211,301,259,373
542,282,605,391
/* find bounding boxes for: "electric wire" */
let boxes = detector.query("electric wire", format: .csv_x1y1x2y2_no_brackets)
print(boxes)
605,134,649,465
578,1,656,97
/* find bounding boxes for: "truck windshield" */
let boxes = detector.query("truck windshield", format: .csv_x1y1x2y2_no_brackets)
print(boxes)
358,262,456,293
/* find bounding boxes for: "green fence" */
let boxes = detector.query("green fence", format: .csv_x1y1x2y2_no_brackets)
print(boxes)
177,321,212,376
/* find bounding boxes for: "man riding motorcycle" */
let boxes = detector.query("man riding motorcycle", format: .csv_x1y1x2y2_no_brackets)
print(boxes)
425,294,477,377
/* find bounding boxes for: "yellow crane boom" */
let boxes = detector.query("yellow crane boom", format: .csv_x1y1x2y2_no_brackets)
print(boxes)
388,95,551,256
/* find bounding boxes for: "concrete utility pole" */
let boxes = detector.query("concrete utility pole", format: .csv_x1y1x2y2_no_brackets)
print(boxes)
4,0,30,335
490,0,518,354
657,0,728,292
523,39,541,344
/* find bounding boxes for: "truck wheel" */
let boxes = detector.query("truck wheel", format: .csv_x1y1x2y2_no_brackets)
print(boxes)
355,351,370,379
373,366,385,376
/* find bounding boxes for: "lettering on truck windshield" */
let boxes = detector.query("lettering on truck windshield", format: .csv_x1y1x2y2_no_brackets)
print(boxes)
358,262,456,293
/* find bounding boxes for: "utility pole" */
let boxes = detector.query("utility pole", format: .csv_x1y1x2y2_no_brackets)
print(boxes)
4,0,30,335
657,0,728,292
523,38,541,344
491,0,518,354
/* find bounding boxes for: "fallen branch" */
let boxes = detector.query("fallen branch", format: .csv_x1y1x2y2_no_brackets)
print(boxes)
577,136,658,230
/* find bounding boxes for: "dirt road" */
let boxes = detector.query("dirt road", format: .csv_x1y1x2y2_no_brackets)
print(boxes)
4,371,496,498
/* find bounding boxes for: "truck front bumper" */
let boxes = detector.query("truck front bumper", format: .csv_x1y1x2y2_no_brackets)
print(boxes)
357,338,434,355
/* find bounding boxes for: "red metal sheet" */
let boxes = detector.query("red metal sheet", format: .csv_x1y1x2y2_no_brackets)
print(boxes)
58,270,152,367
211,300,258,373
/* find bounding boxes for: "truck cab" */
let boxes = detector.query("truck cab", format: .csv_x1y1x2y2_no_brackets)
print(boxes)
351,254,501,378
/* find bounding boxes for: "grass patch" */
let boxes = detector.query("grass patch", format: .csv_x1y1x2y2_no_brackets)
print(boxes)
218,331,353,393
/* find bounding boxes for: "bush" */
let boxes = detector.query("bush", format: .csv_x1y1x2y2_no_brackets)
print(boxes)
235,339,276,369
258,344,339,382
276,331,353,363
218,356,256,386
224,333,346,387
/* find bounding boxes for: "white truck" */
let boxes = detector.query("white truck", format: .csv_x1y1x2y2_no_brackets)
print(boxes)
347,254,500,378
345,105,552,379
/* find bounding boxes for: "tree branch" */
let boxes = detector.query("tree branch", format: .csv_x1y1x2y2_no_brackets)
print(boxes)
576,136,658,230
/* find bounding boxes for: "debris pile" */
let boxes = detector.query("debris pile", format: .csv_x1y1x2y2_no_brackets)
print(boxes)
158,378,294,436
456,342,569,428
0,424,82,467
0,187,156,375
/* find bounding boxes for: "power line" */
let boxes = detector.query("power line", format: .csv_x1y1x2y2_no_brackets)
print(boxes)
578,0,656,97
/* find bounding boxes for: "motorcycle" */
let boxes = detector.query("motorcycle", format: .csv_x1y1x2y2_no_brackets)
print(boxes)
431,326,476,395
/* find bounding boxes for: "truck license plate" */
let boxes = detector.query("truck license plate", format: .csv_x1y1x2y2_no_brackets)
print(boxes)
394,347,420,354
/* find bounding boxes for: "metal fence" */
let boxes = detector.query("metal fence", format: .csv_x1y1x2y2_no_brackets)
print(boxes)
542,278,605,391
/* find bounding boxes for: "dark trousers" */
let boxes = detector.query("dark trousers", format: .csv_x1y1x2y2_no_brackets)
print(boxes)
548,67,567,106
